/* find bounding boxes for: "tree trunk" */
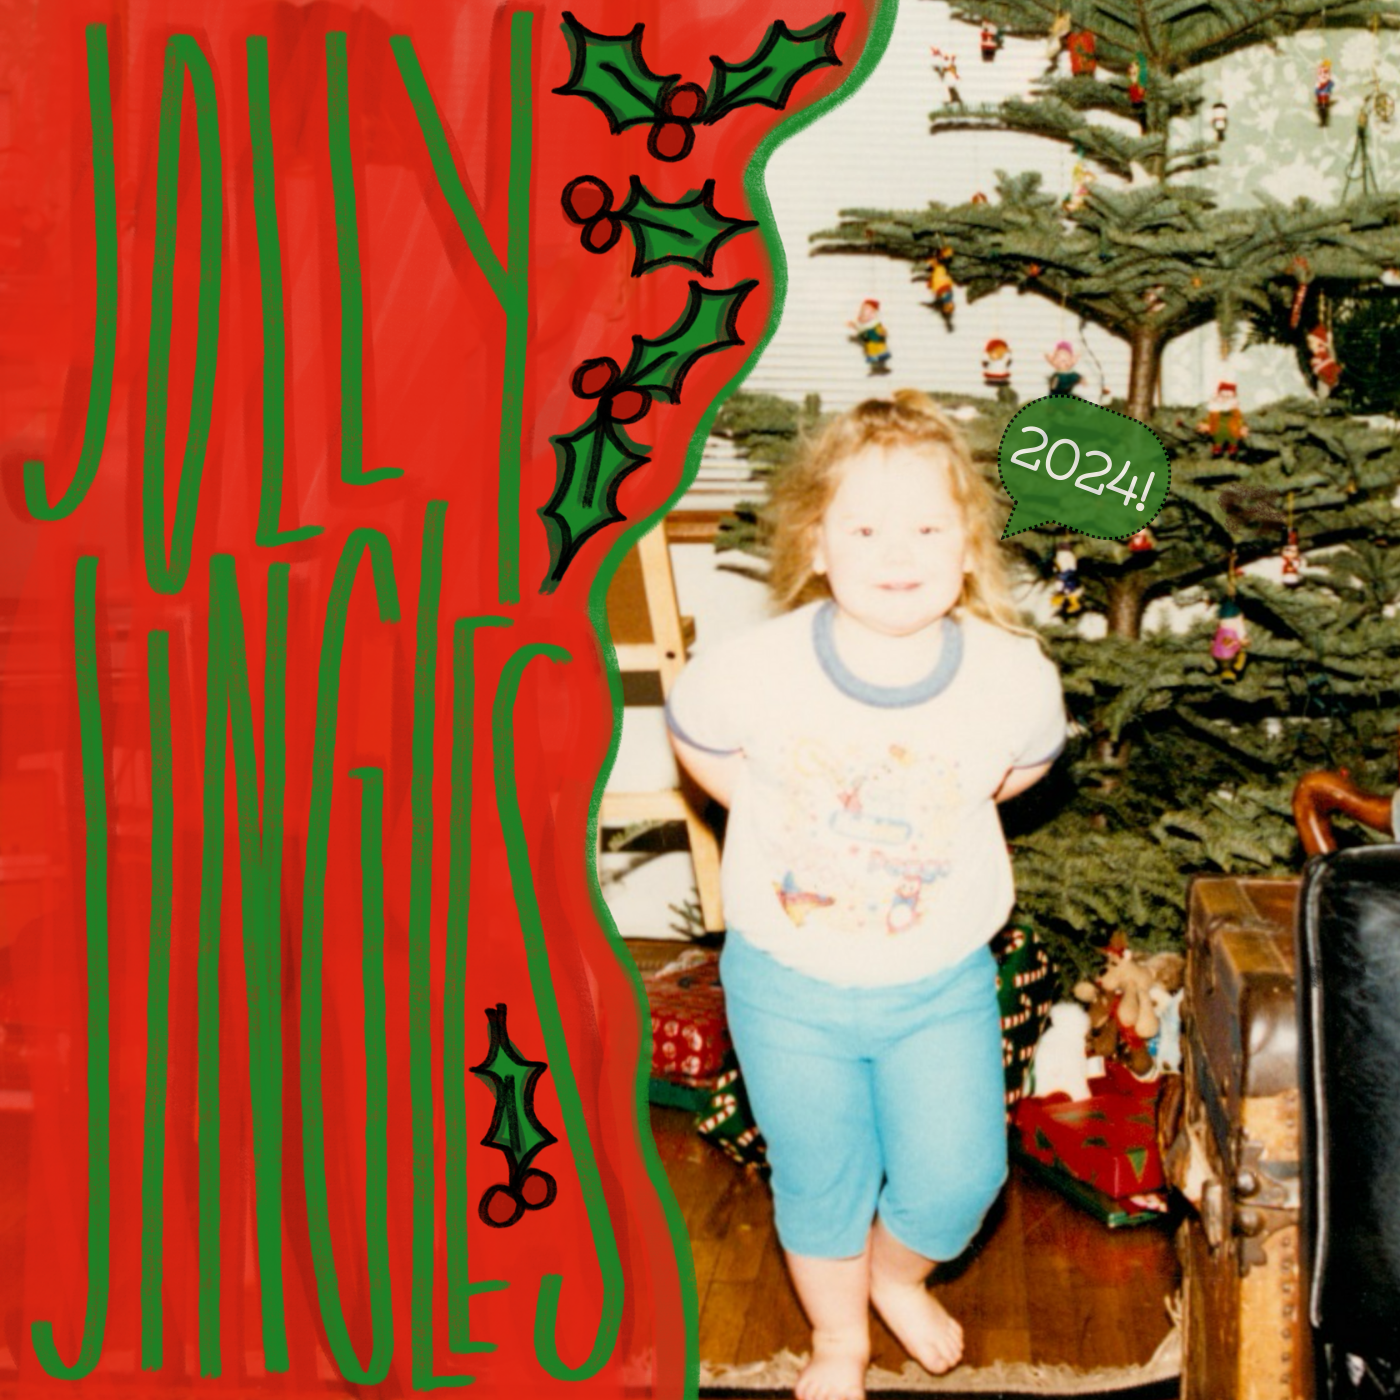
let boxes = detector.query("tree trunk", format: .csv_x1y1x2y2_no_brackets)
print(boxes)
1126,325,1163,424
1108,575,1145,640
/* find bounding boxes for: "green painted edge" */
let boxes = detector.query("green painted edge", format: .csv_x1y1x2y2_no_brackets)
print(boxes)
579,3,899,1395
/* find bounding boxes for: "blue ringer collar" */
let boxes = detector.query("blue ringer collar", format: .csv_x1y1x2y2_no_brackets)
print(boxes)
812,601,964,708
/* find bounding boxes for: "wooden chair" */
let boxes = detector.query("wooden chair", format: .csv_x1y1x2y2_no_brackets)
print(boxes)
601,525,724,933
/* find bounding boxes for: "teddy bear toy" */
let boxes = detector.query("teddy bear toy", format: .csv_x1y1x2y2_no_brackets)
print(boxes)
1074,942,1186,1078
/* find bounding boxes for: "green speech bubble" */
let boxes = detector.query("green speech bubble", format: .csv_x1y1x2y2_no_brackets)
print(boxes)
999,397,1170,539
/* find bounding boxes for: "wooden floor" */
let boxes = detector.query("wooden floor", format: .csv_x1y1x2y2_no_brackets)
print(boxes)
651,1104,1181,1375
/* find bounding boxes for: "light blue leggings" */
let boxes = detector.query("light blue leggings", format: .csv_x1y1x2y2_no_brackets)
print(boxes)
720,933,1007,1262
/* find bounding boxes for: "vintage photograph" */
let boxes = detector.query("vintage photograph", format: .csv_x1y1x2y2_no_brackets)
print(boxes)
600,0,1400,1395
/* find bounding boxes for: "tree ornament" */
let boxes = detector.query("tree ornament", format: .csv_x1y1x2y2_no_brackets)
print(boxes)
1288,255,1311,329
1316,59,1335,127
970,191,990,204
1128,527,1155,553
1306,320,1342,397
1067,31,1097,76
980,23,1004,61
983,337,1013,397
1063,161,1096,213
1196,381,1247,457
849,298,891,374
1046,340,1083,396
1210,101,1229,140
1294,291,1400,412
1142,285,1166,315
1051,544,1085,618
926,248,956,328
930,47,963,107
1046,12,1072,65
1211,567,1248,683
1281,528,1304,587
1127,53,1148,106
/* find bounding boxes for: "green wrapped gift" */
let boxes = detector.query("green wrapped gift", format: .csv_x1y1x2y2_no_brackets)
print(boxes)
992,922,1056,1119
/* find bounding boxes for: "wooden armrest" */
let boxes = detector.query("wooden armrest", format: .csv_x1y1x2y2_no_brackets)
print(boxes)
1292,769,1394,857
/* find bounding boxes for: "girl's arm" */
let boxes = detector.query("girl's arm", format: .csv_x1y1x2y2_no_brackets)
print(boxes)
669,731,743,809
994,759,1053,803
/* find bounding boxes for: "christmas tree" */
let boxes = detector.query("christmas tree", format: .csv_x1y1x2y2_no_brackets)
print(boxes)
712,0,1400,979
714,383,1400,985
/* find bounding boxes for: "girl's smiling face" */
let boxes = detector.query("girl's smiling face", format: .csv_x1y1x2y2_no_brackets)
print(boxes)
812,445,970,639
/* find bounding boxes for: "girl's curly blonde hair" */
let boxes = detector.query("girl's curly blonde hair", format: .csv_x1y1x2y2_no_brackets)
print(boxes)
765,389,1024,631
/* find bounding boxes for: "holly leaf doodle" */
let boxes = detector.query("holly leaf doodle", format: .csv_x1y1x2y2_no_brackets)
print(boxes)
541,414,652,592
621,278,758,402
618,177,758,275
541,280,757,591
562,176,757,276
471,1004,558,1168
555,11,678,132
555,12,844,160
704,14,845,124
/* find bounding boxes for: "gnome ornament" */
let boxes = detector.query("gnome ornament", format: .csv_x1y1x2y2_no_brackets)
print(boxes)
849,299,891,374
982,337,1014,398
1211,595,1248,682
1197,382,1247,457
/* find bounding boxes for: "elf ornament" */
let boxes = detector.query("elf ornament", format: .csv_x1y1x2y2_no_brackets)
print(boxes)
1307,322,1342,396
848,299,891,374
980,23,1004,60
1051,545,1085,618
1316,60,1335,126
1197,381,1247,457
927,251,956,327
982,337,1014,397
1046,340,1083,396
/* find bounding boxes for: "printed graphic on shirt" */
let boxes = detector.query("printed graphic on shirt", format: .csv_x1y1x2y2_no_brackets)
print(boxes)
773,735,963,935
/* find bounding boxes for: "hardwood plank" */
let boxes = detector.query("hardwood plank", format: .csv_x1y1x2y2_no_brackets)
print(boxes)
651,1102,1180,1374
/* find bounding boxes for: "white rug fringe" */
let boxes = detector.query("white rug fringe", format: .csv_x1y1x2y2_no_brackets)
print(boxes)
700,1323,1180,1394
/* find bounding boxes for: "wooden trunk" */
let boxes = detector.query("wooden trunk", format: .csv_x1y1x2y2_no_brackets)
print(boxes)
1173,876,1314,1400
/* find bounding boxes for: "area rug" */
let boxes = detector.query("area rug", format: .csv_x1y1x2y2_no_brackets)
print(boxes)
699,1324,1180,1397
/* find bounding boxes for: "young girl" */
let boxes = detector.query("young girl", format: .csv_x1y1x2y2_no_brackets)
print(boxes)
666,392,1065,1400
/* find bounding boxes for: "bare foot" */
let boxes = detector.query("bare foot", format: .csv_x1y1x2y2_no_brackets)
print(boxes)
869,1276,963,1376
794,1327,869,1400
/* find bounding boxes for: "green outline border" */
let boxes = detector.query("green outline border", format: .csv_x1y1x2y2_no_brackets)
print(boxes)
579,2,899,1394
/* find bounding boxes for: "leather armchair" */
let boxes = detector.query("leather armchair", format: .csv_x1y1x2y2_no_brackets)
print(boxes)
1294,775,1400,1397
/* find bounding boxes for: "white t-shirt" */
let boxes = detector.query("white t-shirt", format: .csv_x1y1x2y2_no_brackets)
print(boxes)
666,601,1066,987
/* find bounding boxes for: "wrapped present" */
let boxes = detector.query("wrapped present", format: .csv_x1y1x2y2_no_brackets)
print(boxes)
694,1053,768,1174
642,949,730,1088
1014,1079,1165,1200
992,922,1056,1119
